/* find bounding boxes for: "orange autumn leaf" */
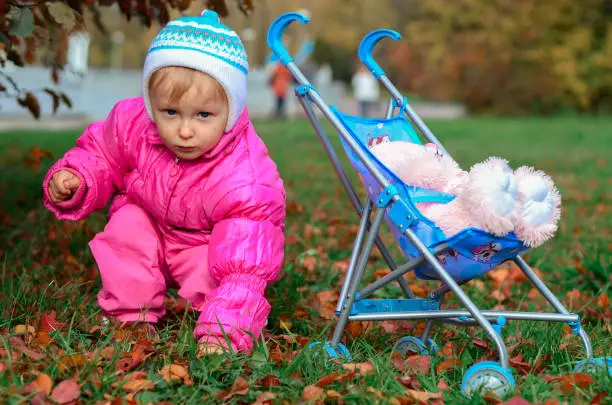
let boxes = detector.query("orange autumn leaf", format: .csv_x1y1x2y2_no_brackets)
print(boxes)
302,385,324,401
436,358,462,374
35,373,53,396
372,268,391,280
598,293,610,308
405,389,442,402
341,361,374,375
159,364,193,385
58,354,85,372
121,378,155,392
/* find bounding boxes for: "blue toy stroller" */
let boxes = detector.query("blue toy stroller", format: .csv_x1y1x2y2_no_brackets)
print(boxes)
267,12,611,397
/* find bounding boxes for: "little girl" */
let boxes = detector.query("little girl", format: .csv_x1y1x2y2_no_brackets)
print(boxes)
42,10,286,354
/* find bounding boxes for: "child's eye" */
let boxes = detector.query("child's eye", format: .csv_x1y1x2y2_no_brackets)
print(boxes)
197,112,211,118
164,109,177,116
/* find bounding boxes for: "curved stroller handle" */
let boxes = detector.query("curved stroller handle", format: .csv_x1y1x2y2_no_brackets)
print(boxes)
358,29,402,78
267,12,310,66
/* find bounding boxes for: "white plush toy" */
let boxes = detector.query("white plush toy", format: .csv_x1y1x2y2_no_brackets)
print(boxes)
370,141,561,248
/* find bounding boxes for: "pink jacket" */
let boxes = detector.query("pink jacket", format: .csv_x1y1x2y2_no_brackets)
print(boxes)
42,97,286,351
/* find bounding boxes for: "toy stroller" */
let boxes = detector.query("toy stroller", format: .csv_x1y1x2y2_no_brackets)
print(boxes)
267,12,611,397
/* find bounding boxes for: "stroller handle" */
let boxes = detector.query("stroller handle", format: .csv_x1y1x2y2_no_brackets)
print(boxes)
267,12,310,66
358,29,401,78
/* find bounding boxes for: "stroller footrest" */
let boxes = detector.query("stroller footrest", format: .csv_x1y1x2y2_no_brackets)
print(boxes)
349,298,439,316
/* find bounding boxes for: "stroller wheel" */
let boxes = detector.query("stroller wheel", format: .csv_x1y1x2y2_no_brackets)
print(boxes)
308,341,352,361
394,336,437,356
461,361,515,398
573,357,612,376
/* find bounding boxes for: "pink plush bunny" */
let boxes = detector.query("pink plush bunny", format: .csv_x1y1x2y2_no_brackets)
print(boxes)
371,141,561,248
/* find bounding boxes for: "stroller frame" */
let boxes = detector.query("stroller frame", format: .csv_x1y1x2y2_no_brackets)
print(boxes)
267,12,607,395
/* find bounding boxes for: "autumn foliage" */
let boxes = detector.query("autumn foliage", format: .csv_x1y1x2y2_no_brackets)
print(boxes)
0,0,253,118
386,0,612,114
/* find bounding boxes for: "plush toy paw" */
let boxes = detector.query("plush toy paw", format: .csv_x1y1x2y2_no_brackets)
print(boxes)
512,166,561,247
461,157,517,236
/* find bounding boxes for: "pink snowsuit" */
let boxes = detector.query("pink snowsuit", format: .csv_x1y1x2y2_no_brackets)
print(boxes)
42,97,286,352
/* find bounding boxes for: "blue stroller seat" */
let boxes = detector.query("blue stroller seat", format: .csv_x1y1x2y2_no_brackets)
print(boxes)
267,12,610,397
333,107,530,282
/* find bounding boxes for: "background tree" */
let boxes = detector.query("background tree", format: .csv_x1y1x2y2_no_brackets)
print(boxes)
0,0,253,118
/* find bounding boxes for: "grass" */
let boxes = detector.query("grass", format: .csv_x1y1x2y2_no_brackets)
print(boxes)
0,115,611,404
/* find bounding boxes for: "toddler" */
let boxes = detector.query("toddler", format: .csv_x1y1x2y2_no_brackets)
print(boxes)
43,10,286,354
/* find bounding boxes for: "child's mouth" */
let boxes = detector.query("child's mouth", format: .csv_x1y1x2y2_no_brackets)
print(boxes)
176,146,196,153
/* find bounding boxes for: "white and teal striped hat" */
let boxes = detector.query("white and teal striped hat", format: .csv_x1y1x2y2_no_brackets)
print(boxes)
142,10,249,131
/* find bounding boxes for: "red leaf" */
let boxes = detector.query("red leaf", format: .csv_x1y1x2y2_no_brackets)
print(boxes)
315,372,339,388
38,310,64,332
559,373,594,393
50,379,80,404
393,355,431,375
257,374,280,387
590,391,609,405
503,396,531,405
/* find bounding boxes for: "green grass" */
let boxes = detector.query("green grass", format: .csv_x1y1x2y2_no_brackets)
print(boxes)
0,116,611,404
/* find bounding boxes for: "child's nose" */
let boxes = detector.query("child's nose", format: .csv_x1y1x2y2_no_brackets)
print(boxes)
179,124,194,140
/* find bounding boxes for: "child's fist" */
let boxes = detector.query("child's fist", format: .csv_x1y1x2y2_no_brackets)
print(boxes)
49,170,81,203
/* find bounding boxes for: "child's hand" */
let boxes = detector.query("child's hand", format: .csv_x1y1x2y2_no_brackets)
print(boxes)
49,170,81,203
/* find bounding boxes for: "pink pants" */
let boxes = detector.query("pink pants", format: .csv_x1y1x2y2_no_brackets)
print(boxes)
89,203,218,325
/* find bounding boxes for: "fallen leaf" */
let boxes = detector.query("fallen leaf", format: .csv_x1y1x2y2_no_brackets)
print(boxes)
257,374,281,387
436,358,462,374
14,324,35,334
326,389,342,400
503,396,531,405
341,361,374,375
406,389,442,401
214,376,249,400
38,311,65,332
302,385,324,401
315,372,339,388
590,391,608,405
303,256,317,272
58,354,85,372
560,373,594,393
393,355,431,375
121,378,154,392
252,392,276,405
50,379,80,404
35,373,53,395
159,364,193,385
437,380,449,390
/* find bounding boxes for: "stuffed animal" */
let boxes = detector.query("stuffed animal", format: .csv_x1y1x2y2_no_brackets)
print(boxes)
370,141,561,248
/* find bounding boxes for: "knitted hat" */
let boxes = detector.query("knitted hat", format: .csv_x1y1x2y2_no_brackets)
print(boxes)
142,10,249,132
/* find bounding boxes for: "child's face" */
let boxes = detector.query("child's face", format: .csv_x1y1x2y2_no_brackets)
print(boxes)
150,70,229,160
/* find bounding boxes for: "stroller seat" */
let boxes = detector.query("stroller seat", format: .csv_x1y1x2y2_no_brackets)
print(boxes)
332,107,530,282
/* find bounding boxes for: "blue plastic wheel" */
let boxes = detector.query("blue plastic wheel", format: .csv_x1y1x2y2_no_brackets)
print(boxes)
574,357,612,376
309,341,351,361
461,361,515,398
394,336,437,356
